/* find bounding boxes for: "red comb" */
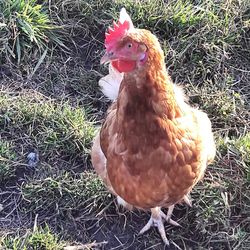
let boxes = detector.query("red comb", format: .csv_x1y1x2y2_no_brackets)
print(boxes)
105,20,130,48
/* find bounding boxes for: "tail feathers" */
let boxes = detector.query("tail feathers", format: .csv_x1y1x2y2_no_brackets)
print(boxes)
99,64,124,101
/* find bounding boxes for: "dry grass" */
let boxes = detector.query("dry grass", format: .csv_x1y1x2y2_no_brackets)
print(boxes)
0,0,249,249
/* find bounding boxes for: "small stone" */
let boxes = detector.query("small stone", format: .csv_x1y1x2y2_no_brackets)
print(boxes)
27,151,39,168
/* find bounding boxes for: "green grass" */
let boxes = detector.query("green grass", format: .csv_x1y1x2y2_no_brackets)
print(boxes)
0,0,249,249
221,133,250,182
0,0,64,64
0,140,16,182
0,92,95,161
1,225,64,250
21,171,108,217
234,133,250,160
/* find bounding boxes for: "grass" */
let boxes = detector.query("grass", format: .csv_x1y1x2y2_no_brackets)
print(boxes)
0,0,249,249
21,172,108,217
0,91,95,162
1,225,64,250
0,140,16,182
0,0,65,65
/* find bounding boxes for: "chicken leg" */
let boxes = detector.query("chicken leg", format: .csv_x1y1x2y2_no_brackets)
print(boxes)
139,206,180,245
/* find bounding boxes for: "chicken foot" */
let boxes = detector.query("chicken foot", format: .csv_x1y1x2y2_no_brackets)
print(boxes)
139,206,180,245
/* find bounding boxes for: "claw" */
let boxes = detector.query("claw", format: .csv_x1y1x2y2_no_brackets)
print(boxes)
139,206,180,245
139,216,169,245
139,217,153,234
161,211,181,227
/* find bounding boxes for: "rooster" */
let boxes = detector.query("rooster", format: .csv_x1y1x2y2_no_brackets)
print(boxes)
91,8,216,245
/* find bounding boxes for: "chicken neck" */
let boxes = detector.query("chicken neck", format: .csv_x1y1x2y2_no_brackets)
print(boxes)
117,64,182,127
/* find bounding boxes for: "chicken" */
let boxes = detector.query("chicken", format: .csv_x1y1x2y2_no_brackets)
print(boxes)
91,8,216,245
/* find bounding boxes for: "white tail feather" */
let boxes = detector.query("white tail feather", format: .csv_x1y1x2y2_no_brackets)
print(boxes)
99,64,124,101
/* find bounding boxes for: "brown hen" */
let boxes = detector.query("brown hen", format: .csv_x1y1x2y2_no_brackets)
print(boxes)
91,8,216,245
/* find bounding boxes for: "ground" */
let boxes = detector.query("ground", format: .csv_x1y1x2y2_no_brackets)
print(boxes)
0,0,249,249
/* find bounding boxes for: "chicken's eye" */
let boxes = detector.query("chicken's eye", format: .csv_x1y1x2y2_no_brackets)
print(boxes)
127,43,133,49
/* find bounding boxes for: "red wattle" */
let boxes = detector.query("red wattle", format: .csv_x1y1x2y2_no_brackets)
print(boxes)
112,60,136,73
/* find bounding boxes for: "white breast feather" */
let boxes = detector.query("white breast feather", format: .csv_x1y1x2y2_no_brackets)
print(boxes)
99,64,124,101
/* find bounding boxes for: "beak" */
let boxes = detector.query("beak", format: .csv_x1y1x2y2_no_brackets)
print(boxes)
100,51,117,64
